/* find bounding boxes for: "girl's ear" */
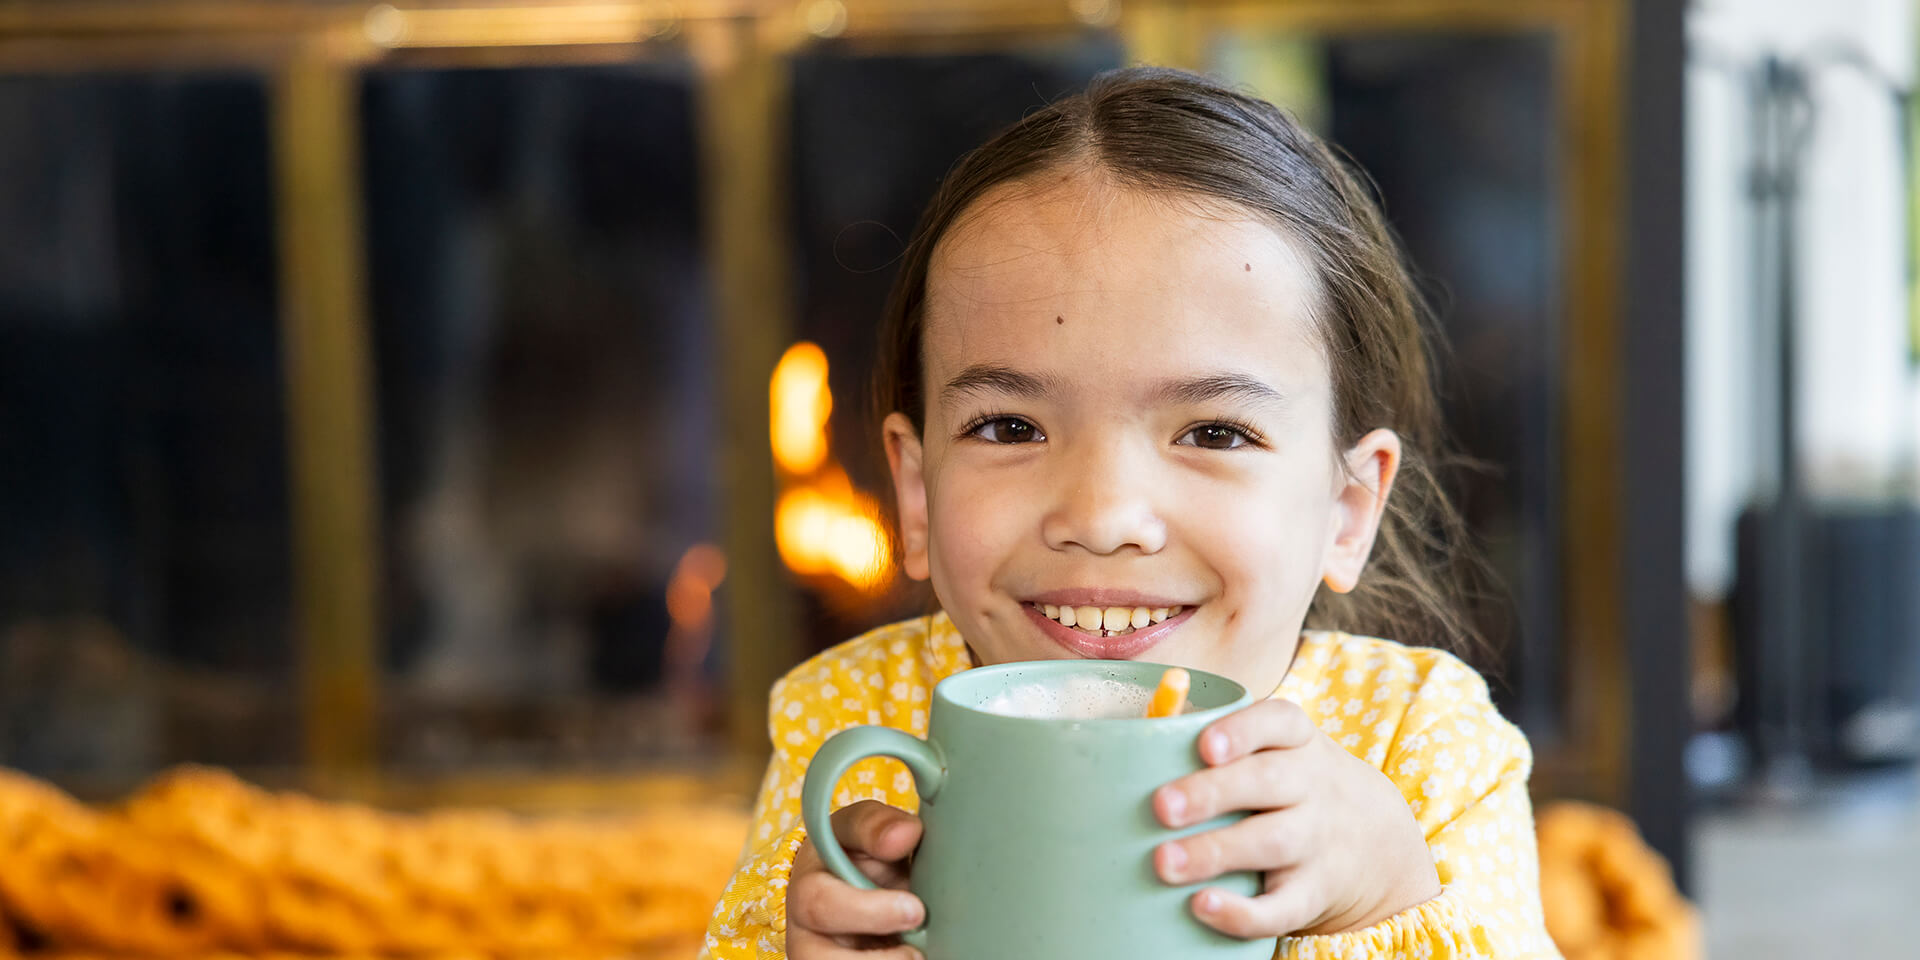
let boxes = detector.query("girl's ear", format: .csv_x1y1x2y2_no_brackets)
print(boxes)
1321,428,1402,594
883,412,932,581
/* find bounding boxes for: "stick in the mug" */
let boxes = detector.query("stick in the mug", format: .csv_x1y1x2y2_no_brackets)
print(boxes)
1145,667,1190,719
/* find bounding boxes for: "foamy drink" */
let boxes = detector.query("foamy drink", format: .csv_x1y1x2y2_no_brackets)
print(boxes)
980,673,1188,719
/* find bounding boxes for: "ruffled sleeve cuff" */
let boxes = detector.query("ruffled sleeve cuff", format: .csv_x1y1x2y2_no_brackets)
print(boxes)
701,827,809,960
1275,887,1498,960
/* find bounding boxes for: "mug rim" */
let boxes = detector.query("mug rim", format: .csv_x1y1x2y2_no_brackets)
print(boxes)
931,659,1254,725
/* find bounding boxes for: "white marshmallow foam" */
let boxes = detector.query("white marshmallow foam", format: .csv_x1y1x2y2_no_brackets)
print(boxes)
979,674,1171,719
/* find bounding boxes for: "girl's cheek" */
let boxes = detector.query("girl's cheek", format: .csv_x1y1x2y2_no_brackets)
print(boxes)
928,473,1028,577
1179,471,1328,595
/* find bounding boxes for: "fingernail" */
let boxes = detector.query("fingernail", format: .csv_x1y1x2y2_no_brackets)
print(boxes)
1204,730,1229,761
899,895,924,926
1161,787,1187,824
1196,889,1220,913
1160,842,1188,880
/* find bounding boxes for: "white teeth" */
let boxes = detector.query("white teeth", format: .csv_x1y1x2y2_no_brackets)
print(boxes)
1036,601,1193,634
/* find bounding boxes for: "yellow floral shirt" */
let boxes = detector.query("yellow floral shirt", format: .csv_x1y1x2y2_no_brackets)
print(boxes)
702,612,1560,959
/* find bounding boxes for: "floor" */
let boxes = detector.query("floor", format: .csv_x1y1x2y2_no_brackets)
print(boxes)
1696,766,1917,958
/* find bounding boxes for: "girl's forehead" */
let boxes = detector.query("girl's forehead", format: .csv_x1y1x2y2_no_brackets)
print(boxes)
922,178,1327,392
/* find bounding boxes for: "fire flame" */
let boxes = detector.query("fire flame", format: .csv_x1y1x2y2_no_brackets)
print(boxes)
768,342,894,593
770,342,832,475
774,468,893,591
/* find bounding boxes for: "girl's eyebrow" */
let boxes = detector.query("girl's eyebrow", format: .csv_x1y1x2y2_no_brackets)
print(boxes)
940,366,1288,413
940,363,1064,407
1152,373,1289,412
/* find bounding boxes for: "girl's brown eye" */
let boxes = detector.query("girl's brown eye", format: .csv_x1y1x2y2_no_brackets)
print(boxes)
971,417,1043,444
1181,424,1250,450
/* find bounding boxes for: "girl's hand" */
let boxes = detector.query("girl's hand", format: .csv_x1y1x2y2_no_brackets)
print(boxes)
1151,699,1441,938
787,800,926,959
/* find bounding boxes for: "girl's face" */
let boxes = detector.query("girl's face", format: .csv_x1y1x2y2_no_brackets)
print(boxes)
884,172,1399,697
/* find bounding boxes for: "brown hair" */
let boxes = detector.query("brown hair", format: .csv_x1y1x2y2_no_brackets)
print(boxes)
873,66,1497,664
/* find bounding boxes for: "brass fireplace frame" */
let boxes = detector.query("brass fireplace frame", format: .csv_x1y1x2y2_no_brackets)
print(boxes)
0,0,1627,809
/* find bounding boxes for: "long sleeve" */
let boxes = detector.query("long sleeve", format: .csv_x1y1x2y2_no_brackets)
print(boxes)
700,618,950,959
698,732,810,960
1278,652,1561,960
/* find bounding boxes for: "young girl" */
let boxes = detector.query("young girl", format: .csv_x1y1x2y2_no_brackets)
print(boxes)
703,67,1557,960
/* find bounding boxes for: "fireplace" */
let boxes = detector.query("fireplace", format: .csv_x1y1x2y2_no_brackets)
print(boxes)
0,0,1638,818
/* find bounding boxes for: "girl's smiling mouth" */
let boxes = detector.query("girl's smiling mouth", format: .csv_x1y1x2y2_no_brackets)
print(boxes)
1020,595,1198,660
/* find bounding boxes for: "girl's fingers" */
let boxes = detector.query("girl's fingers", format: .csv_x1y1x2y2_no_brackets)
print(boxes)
786,924,925,960
1154,809,1302,884
1197,698,1317,765
831,800,925,860
786,867,927,936
1154,750,1306,827
814,800,921,886
1188,880,1317,940
786,801,926,941
851,849,912,889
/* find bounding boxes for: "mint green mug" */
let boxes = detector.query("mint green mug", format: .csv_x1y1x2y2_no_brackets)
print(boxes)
800,660,1277,959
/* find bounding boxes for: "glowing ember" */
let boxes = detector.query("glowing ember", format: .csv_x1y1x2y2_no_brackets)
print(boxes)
666,543,728,629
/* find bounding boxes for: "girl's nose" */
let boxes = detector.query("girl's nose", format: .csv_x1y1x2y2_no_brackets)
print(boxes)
1040,451,1168,557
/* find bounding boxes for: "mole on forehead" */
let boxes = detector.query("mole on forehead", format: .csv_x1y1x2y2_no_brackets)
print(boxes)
923,179,1325,359
933,210,1320,314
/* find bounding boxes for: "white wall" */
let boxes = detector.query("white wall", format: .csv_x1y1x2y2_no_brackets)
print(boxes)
1685,0,1918,597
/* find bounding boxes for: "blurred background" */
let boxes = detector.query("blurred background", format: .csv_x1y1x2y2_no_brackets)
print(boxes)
0,0,1910,957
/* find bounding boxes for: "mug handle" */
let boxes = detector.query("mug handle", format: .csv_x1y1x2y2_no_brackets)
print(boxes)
800,725,946,951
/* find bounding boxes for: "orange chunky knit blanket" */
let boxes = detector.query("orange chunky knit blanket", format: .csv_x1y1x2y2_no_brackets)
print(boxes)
0,766,741,959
